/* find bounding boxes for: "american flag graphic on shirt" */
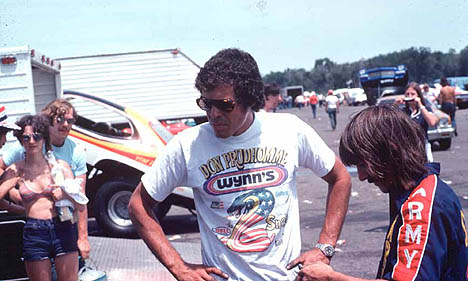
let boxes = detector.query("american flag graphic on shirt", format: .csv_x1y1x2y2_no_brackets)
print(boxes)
221,189,276,252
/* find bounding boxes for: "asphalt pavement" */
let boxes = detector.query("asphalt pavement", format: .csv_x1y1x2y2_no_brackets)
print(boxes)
87,104,468,280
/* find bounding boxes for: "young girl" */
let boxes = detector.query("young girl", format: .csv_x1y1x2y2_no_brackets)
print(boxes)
0,114,85,281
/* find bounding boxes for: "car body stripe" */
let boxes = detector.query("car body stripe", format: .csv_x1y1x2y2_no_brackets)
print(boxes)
70,130,157,166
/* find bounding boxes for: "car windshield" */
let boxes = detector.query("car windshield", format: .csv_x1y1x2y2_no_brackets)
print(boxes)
150,119,174,143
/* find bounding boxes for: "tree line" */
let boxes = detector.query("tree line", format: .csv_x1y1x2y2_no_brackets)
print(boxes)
263,45,468,94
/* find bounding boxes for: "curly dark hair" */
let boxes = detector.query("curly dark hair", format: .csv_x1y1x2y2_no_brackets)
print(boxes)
14,114,52,152
195,48,265,111
339,105,427,192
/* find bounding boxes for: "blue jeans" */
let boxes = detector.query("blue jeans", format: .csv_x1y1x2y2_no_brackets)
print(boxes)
311,104,317,118
327,109,337,130
23,217,78,261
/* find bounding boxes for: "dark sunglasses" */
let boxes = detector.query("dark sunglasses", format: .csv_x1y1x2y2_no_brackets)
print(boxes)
56,116,76,125
196,97,236,113
21,133,44,142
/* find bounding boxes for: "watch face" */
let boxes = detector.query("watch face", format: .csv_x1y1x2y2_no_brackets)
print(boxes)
324,246,334,256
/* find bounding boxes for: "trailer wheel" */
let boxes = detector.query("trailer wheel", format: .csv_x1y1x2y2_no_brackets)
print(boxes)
94,181,172,237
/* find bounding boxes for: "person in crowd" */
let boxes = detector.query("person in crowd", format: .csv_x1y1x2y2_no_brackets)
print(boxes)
324,90,339,130
287,95,293,108
309,94,318,119
128,48,351,281
298,105,468,281
437,77,457,136
422,83,437,103
295,94,305,109
0,99,90,258
0,115,86,281
0,104,24,214
263,83,283,112
395,82,439,162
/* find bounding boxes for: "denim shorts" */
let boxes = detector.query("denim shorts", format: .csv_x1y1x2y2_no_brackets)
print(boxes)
23,217,78,261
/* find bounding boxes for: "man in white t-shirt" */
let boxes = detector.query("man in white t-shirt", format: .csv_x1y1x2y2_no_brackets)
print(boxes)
325,90,340,130
129,48,352,281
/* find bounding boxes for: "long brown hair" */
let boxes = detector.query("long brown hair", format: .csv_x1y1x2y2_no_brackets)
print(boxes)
339,105,427,191
405,82,427,107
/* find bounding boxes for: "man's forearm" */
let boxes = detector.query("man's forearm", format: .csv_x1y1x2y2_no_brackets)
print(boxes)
132,207,186,274
78,207,88,240
129,185,187,277
319,161,351,244
76,174,90,258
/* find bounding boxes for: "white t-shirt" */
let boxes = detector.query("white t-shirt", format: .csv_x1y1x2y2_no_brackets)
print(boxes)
325,95,339,109
142,112,336,280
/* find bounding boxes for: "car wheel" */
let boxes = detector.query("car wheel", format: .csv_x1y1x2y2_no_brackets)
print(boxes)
438,139,451,150
95,181,135,237
94,181,172,237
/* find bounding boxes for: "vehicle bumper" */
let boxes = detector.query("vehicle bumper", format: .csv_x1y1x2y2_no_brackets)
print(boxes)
428,126,455,141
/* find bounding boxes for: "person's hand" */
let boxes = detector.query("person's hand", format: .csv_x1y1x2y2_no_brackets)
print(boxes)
414,96,423,107
173,263,229,281
78,238,91,259
395,97,404,105
0,169,19,193
287,248,330,271
1,176,20,191
51,185,66,201
295,262,334,281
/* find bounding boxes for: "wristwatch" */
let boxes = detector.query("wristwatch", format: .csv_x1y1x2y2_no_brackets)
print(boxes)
315,243,335,258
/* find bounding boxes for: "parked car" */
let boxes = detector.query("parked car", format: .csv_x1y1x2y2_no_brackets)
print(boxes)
347,88,367,106
376,93,455,150
161,119,195,135
0,211,27,280
455,87,468,109
64,90,195,237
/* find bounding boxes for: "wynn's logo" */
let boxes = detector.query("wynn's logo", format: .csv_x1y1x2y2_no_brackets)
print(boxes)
203,165,287,195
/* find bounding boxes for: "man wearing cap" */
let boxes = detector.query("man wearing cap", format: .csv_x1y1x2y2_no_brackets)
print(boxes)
0,105,21,148
0,105,24,214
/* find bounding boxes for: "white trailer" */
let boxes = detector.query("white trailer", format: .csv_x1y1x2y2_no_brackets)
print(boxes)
56,48,206,123
0,46,61,149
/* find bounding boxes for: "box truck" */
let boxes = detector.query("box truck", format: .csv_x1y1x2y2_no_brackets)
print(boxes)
57,48,207,124
0,45,61,149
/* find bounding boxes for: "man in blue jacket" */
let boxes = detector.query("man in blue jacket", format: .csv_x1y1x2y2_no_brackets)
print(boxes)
299,105,468,280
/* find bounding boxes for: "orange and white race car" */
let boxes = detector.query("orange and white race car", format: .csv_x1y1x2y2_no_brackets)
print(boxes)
64,90,195,237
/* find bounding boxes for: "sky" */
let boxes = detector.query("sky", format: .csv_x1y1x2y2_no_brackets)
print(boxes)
1,0,468,75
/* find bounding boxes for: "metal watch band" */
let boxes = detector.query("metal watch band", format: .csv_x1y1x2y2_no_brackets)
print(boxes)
314,243,335,258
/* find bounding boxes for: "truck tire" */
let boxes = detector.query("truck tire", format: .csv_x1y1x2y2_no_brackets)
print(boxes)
94,181,172,237
438,139,451,150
